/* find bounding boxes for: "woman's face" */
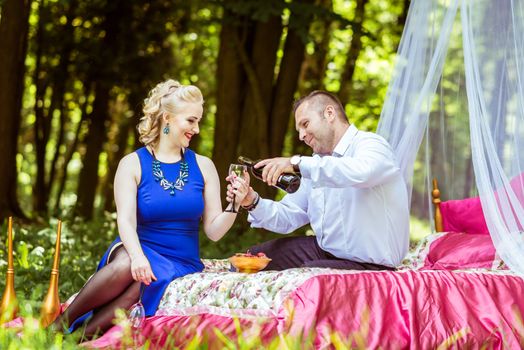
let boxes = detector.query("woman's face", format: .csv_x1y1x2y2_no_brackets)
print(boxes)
167,101,203,148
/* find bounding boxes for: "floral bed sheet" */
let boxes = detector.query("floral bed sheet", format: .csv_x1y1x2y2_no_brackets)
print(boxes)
157,262,336,318
86,253,524,349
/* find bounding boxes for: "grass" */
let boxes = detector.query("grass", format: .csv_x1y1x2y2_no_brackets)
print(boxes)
0,214,436,348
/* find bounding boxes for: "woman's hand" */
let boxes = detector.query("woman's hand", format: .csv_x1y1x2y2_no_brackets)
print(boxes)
130,254,157,285
226,170,250,210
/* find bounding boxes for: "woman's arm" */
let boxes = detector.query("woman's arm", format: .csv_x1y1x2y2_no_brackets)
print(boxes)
197,155,249,241
114,153,157,285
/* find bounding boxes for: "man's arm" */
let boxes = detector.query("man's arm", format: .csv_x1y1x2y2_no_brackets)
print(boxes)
245,181,310,234
300,136,400,188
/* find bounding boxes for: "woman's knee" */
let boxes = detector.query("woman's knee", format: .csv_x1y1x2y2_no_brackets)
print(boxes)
107,250,132,277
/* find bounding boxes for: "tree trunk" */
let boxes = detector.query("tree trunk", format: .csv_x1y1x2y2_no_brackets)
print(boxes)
46,0,76,214
338,0,368,107
0,0,31,219
32,0,49,215
102,119,131,213
74,82,111,219
74,0,131,219
294,0,333,156
269,0,313,156
53,83,91,216
299,0,332,93
102,90,140,213
213,11,248,201
237,16,283,198
237,16,282,157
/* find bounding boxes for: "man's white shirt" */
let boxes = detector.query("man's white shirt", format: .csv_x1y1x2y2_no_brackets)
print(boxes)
248,124,410,267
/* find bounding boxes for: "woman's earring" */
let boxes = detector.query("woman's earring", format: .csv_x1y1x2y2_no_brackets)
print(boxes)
163,123,170,135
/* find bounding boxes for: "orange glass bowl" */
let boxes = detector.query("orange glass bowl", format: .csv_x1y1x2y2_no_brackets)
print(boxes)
228,255,272,273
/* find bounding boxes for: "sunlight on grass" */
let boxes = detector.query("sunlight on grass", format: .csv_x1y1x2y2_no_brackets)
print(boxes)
410,215,431,243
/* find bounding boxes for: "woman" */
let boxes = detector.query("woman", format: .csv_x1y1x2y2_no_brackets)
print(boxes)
52,79,249,336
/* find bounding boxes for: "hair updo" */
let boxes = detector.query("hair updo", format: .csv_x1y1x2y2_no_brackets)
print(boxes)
137,79,204,146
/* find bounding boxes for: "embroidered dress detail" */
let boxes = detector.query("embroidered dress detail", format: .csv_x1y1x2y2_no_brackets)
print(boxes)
152,149,189,195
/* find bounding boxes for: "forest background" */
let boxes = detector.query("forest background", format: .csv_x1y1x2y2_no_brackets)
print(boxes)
1,0,473,303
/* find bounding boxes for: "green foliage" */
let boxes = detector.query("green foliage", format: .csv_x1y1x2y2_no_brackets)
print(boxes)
0,319,83,349
326,0,406,132
0,216,117,303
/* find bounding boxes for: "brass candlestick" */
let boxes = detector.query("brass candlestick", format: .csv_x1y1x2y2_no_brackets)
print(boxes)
40,220,62,327
0,217,19,323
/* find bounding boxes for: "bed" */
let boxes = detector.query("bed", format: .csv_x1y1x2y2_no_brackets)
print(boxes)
83,180,524,349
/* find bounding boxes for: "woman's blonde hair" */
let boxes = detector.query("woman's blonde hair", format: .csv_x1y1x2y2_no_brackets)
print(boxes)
137,79,204,146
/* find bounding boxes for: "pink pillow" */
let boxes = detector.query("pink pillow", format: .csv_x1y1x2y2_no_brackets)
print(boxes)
422,232,496,270
441,197,489,235
440,172,524,235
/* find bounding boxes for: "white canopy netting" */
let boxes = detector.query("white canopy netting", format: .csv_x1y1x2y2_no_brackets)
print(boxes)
377,0,524,274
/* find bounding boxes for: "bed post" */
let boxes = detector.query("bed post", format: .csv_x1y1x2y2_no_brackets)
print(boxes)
432,178,443,232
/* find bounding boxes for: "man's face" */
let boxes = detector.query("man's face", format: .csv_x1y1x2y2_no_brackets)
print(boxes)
295,103,334,154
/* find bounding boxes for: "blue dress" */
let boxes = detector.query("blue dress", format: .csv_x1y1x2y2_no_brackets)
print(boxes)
70,147,205,330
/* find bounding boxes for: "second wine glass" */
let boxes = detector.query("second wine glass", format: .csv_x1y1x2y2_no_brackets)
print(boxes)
128,283,146,329
225,164,247,213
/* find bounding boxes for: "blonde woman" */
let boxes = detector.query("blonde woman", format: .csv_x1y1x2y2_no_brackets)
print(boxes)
53,80,249,336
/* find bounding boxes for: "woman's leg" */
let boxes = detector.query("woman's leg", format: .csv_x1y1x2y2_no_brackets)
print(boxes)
52,248,135,330
81,281,141,339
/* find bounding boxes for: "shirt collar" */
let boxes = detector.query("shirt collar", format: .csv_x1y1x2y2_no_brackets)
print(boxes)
332,124,358,156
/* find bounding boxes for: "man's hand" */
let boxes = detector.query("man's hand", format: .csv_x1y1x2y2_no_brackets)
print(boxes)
255,157,293,187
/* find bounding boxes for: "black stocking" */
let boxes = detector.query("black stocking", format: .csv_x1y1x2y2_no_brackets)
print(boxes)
52,247,134,331
82,281,141,339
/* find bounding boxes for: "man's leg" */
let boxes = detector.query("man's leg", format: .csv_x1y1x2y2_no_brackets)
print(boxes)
248,236,326,270
303,259,395,270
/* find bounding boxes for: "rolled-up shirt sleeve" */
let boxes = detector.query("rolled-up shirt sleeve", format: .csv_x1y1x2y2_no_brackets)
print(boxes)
299,136,400,189
247,181,310,234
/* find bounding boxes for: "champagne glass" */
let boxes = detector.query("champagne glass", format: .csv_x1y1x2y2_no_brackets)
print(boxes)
225,164,247,213
129,283,146,329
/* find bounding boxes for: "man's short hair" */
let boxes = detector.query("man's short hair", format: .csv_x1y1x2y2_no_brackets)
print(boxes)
293,90,348,123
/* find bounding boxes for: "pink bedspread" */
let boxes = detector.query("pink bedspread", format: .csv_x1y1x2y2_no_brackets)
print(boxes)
84,269,524,349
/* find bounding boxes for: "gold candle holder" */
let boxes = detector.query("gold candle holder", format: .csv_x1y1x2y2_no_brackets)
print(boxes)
0,217,19,323
40,220,62,328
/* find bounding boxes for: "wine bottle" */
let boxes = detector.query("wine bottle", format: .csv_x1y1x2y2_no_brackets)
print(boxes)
238,156,301,193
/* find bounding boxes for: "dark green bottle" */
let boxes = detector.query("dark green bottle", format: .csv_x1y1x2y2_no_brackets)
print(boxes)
238,156,301,193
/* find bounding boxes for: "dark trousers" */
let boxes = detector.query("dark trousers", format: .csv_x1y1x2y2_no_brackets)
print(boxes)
249,236,395,271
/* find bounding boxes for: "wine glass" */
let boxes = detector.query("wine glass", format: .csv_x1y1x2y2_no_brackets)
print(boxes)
225,164,247,213
129,283,146,329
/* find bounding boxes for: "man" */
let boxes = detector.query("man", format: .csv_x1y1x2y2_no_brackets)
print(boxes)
230,90,409,270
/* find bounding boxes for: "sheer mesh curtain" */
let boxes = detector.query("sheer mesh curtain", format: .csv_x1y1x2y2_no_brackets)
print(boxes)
377,0,459,201
462,0,524,274
377,0,524,274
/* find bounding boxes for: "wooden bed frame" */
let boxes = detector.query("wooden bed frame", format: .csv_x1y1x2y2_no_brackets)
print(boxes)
432,178,443,232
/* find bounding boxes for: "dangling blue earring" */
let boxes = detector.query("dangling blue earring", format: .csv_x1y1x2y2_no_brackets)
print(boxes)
163,123,170,135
